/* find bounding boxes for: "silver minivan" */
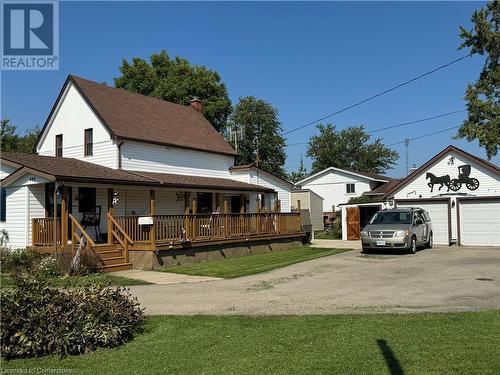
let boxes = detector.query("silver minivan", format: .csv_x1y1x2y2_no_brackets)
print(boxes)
360,208,433,254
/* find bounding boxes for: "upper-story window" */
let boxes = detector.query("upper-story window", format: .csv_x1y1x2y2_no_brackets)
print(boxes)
55,134,63,157
346,183,355,194
84,128,93,156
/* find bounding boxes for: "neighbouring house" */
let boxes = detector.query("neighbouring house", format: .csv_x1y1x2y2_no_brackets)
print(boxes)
0,75,302,271
340,145,500,246
291,189,324,231
294,166,395,225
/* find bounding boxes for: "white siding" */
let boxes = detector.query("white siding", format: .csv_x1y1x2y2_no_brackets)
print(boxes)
1,164,16,179
121,141,234,178
392,151,500,199
37,82,117,168
27,185,46,245
0,186,28,248
230,169,292,212
156,190,185,215
299,170,374,212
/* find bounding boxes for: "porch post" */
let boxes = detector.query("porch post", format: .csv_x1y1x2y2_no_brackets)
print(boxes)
53,183,58,248
192,198,197,239
239,195,245,213
107,188,113,245
60,186,68,246
150,190,156,245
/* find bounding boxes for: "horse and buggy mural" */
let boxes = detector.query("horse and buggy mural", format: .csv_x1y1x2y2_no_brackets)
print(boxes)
426,165,480,193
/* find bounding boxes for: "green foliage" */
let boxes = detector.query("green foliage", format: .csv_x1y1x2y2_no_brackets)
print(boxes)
229,96,287,178
287,156,309,183
347,195,381,204
457,1,500,158
1,119,40,153
114,50,232,133
0,248,99,277
306,124,399,174
0,248,43,275
0,275,144,359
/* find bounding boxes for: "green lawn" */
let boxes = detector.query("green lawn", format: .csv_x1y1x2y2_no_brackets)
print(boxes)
0,273,150,288
3,311,499,374
161,246,349,278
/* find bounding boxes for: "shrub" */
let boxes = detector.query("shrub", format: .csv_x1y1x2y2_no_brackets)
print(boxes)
1,275,144,359
54,247,101,276
0,248,42,275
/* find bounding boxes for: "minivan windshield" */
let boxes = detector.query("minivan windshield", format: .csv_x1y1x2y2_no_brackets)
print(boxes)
369,211,412,225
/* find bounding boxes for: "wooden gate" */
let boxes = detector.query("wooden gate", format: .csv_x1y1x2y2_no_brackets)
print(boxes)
347,207,360,240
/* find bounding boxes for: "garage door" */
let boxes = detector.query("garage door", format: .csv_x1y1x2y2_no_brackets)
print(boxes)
459,199,500,246
396,201,450,245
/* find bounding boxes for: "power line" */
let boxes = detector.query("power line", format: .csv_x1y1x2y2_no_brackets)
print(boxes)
283,53,472,135
285,125,461,170
286,109,466,147
387,125,460,146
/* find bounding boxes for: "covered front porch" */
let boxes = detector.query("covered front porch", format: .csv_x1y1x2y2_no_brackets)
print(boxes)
31,183,302,270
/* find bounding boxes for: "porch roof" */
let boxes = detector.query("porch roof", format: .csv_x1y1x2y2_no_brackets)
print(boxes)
0,153,274,192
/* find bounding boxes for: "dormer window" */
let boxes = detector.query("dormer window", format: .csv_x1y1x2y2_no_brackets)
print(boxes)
84,128,93,156
55,134,63,157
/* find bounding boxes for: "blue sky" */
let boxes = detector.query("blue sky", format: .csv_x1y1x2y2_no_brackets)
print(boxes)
2,1,498,177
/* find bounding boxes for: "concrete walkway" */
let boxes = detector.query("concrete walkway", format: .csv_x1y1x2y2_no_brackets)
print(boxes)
111,269,222,285
311,239,362,250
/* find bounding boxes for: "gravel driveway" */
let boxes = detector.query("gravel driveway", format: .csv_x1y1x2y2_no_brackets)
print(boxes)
128,246,500,315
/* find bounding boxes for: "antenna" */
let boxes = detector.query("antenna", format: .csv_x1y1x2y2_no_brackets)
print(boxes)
404,138,410,176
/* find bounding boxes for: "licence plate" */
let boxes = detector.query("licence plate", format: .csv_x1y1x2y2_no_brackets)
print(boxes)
376,240,386,246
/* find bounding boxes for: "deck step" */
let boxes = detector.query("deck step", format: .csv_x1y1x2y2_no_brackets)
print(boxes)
100,263,133,272
96,249,124,259
99,256,127,266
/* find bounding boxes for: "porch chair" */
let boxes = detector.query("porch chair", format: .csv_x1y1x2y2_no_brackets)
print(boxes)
81,205,102,242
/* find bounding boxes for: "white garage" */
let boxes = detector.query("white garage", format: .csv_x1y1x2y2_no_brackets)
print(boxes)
458,197,500,246
395,199,450,245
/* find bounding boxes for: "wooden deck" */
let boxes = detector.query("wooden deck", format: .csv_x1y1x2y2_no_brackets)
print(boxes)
32,212,303,271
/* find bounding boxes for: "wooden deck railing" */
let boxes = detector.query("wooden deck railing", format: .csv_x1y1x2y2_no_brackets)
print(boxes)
107,213,133,263
32,217,61,246
112,212,302,245
69,214,95,250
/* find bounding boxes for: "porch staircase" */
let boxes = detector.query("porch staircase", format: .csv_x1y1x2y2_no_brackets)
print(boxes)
94,244,133,272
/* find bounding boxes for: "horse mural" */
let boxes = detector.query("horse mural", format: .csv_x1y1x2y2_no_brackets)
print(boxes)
426,172,450,192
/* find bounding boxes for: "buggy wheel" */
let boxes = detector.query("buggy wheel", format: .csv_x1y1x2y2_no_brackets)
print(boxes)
466,178,480,190
449,179,462,191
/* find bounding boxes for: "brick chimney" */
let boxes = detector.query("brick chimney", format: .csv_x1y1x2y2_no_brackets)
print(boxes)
190,97,203,112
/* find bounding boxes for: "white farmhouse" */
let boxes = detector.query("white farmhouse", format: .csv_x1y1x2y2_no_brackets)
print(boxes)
0,75,299,270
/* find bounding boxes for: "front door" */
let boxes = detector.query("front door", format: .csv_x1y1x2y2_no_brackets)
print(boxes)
347,207,360,240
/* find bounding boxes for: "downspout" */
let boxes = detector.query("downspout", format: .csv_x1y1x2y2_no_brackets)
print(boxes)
117,141,124,170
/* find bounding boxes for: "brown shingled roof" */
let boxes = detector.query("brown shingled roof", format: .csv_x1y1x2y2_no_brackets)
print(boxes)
38,75,237,157
127,170,274,192
1,153,272,192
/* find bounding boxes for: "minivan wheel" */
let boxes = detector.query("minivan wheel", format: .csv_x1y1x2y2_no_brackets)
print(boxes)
409,237,417,254
426,233,433,249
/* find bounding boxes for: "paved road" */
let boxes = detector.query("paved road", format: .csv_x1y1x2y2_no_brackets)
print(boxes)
128,246,500,315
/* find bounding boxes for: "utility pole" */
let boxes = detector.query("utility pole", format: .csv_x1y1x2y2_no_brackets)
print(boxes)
404,138,410,176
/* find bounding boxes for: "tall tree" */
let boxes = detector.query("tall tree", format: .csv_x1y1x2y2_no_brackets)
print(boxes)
306,124,399,174
457,1,500,158
230,96,287,178
114,50,232,133
288,156,309,183
1,119,40,153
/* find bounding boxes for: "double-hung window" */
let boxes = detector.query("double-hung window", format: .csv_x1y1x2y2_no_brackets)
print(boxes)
55,134,63,157
346,183,355,194
84,128,93,156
